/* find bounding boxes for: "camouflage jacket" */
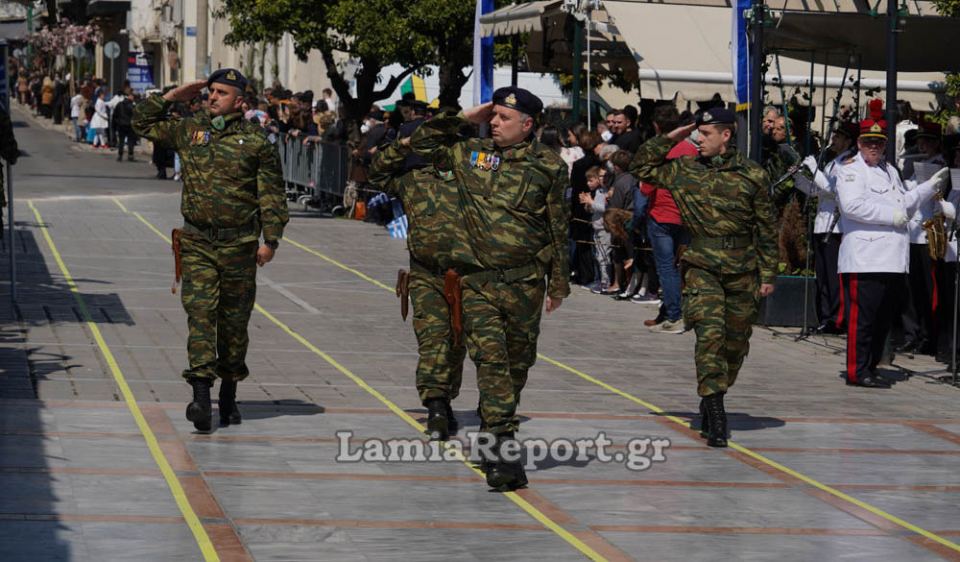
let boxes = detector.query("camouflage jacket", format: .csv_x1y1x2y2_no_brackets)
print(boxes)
368,141,479,270
631,135,779,284
409,112,570,298
132,94,289,244
764,142,800,209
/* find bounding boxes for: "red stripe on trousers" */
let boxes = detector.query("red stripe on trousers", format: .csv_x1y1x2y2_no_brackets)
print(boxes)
931,261,939,312
846,274,859,383
836,273,845,328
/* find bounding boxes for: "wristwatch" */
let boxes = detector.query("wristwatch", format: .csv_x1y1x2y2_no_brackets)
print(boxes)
263,239,279,250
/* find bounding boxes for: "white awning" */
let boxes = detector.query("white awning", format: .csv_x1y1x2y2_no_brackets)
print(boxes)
600,1,946,108
479,1,560,37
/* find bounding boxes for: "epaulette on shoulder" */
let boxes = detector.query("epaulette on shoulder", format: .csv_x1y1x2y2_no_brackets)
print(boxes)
841,155,857,165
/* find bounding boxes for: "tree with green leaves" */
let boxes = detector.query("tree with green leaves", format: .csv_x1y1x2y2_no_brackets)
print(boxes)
218,0,433,138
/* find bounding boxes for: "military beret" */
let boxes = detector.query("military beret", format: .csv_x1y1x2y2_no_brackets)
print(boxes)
492,86,543,116
207,68,248,92
696,108,736,126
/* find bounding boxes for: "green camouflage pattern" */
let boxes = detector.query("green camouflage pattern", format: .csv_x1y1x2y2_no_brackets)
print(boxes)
132,94,289,243
461,275,545,434
630,135,779,284
408,265,466,403
682,267,758,397
407,111,570,435
764,144,799,210
408,111,571,299
369,141,472,404
179,235,258,381
369,141,477,269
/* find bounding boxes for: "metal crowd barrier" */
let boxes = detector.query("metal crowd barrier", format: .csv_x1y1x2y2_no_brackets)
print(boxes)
278,135,350,210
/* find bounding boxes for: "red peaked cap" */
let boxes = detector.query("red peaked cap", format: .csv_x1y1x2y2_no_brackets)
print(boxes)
859,99,887,139
915,120,943,140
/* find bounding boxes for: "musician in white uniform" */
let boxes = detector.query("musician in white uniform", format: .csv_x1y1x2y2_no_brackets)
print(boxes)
836,100,949,388
898,121,948,355
798,122,859,334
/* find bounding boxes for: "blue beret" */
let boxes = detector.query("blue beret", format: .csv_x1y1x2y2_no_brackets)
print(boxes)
207,68,248,92
492,86,543,116
696,108,736,126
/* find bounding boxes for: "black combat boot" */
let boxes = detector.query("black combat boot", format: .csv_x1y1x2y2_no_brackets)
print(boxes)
218,379,242,427
446,401,459,435
476,404,493,472
485,432,528,492
698,397,710,439
185,377,213,432
425,398,450,441
704,392,728,448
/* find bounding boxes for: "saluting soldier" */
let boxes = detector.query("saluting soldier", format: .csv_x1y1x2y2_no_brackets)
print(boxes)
368,106,475,442
409,87,570,491
836,100,947,388
133,69,289,432
631,108,779,448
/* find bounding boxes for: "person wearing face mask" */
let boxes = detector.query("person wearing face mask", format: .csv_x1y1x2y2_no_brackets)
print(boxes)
835,99,949,388
631,108,778,448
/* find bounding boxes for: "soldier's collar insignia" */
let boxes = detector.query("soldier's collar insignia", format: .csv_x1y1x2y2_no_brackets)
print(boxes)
505,93,517,106
212,115,226,130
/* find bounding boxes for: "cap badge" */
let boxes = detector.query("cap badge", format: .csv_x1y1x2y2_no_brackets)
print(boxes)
702,112,713,122
870,123,882,133
505,93,517,106
226,70,237,81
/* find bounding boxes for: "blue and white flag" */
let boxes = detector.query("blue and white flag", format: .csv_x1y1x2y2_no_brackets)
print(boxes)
472,0,494,105
731,0,752,110
387,215,409,239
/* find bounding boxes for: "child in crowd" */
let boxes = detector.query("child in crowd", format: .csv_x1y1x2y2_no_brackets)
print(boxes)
579,166,615,294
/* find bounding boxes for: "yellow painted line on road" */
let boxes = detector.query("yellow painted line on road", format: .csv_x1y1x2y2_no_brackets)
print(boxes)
282,234,960,555
116,202,607,561
28,201,219,562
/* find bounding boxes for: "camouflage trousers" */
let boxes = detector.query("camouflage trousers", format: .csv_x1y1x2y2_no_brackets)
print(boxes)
461,275,545,435
408,265,466,405
179,235,258,382
682,266,759,397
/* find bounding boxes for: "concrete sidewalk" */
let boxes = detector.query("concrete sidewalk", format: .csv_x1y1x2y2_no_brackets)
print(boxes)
2,108,960,561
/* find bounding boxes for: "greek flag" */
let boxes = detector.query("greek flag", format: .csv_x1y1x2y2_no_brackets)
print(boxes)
387,215,409,239
472,0,494,105
731,0,752,111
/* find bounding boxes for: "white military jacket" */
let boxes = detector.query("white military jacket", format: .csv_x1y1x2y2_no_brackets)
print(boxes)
795,151,853,234
837,153,937,273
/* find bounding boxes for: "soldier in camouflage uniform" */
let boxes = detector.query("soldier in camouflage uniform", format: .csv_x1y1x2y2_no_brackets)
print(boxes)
133,69,289,432
631,108,778,448
409,87,569,490
368,126,476,441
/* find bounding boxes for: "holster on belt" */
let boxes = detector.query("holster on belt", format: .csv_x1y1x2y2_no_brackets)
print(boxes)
676,244,688,290
171,228,183,294
396,269,410,321
443,268,464,346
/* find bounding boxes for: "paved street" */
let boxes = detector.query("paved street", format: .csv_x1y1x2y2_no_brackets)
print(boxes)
2,106,960,561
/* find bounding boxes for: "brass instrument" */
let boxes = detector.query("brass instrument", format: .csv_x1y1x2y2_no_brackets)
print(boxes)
922,190,947,261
